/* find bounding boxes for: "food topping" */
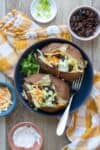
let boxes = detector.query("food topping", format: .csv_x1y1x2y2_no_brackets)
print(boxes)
20,53,40,76
13,125,41,148
47,55,59,65
70,8,99,37
58,56,85,72
0,86,12,112
58,56,69,72
38,46,86,72
23,75,57,108
34,0,51,20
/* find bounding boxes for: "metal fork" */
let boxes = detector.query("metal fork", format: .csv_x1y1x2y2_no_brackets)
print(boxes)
56,74,84,136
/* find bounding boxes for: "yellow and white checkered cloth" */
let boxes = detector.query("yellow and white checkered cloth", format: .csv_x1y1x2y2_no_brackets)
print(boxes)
63,72,100,150
0,9,72,76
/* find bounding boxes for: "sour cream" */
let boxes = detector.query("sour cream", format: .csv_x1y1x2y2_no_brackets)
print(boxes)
13,126,41,148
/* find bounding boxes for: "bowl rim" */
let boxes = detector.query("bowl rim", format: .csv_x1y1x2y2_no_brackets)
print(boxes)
0,82,16,117
8,122,44,150
67,5,100,41
14,38,93,116
30,0,57,23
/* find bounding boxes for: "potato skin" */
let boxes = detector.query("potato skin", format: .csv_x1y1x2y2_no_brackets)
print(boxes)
40,105,66,113
24,74,70,113
25,74,70,100
38,43,85,81
38,59,83,81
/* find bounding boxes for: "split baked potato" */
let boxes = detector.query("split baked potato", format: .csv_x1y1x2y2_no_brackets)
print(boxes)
23,74,70,113
37,43,87,81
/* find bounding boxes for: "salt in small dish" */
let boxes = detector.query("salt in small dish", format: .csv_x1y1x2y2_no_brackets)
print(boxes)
8,122,44,150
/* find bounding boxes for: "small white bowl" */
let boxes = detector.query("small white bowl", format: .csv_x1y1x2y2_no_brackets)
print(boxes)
68,5,100,41
30,0,57,23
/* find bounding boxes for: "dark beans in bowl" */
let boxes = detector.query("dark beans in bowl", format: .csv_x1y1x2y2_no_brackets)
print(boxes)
70,7,100,37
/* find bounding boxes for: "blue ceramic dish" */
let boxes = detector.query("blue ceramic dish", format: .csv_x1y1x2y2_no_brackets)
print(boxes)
14,38,93,116
0,82,16,117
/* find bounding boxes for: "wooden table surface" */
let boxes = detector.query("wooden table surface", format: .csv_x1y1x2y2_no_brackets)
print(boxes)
0,0,100,150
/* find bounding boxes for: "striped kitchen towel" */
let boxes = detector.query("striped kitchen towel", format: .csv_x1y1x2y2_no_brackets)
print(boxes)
62,72,100,150
0,9,72,76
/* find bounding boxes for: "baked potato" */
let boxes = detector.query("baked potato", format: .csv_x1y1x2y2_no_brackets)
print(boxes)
23,74,70,113
37,43,87,81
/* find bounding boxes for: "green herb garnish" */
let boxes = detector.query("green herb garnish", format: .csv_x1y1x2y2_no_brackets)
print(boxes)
35,0,51,19
20,53,40,76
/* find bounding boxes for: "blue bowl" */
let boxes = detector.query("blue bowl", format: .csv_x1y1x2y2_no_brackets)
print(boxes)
14,38,93,116
0,82,16,117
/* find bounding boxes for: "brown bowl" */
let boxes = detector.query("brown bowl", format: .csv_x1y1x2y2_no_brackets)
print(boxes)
8,122,44,150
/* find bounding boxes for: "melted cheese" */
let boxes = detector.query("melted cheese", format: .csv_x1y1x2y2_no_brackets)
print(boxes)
47,56,59,65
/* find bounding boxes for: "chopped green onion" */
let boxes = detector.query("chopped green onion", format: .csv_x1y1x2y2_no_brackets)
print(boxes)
35,0,51,19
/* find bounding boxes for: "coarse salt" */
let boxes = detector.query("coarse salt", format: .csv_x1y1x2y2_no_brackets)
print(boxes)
13,125,41,148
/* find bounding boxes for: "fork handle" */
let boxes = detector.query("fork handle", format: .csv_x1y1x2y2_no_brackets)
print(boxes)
56,94,74,136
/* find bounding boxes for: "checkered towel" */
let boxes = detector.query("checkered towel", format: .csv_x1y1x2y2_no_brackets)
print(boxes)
0,9,72,76
62,72,100,150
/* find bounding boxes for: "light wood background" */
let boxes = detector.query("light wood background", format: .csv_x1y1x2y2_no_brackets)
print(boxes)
0,0,100,150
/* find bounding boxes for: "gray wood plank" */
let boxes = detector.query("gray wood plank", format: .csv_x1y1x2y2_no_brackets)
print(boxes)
92,0,100,71
0,73,7,150
0,0,6,18
6,0,32,17
0,0,7,149
92,37,100,71
0,118,6,150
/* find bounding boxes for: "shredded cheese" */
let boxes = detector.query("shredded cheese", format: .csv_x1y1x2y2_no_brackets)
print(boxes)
32,88,43,103
0,87,12,112
47,55,59,65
